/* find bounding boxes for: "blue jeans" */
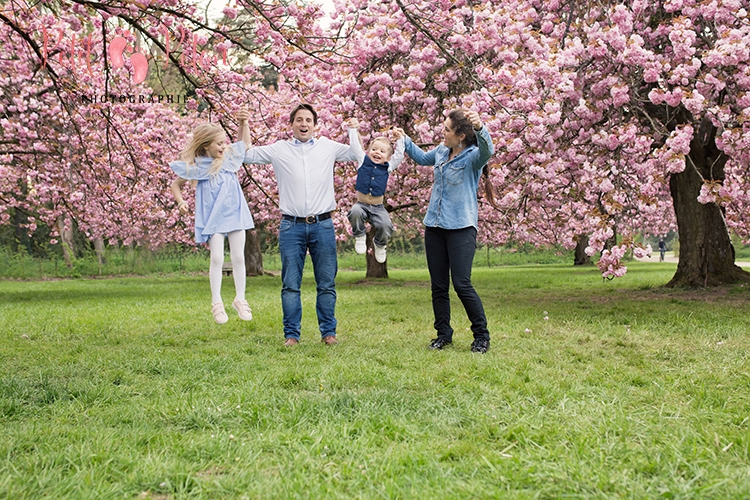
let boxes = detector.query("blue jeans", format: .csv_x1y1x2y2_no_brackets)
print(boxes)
424,226,489,342
278,217,338,341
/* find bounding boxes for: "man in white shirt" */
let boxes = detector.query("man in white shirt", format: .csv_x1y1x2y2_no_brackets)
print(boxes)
242,104,358,346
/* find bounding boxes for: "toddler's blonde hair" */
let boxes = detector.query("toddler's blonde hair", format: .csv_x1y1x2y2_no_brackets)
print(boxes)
369,137,393,156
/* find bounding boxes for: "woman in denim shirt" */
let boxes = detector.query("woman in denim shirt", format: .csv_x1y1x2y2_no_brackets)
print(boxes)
395,109,494,353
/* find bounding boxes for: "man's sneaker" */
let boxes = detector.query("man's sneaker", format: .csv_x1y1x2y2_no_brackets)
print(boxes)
471,339,490,353
355,235,366,254
232,299,253,321
211,302,228,324
428,338,452,350
374,244,387,263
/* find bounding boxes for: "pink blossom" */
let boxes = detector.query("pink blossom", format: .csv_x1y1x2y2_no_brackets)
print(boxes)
664,89,684,107
683,90,705,115
697,183,719,204
633,245,652,258
648,89,665,105
610,85,630,107
599,179,614,192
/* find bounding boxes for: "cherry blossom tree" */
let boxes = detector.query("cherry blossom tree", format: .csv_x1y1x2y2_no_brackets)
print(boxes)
540,0,750,286
3,0,750,287
0,0,278,271
260,0,750,286
246,0,671,277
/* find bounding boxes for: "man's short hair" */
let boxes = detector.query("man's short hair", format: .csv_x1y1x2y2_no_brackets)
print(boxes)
289,103,318,125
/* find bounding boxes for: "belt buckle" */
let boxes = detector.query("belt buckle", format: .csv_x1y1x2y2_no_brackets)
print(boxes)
304,215,316,224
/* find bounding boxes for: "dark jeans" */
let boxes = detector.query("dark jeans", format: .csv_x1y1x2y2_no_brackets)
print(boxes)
424,226,489,342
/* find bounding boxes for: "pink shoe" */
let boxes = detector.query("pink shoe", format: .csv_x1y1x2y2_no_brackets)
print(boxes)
212,302,228,324
232,299,253,321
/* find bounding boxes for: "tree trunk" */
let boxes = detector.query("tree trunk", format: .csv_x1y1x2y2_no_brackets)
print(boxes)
666,120,750,287
56,216,75,268
13,208,29,253
244,228,264,276
365,229,388,278
574,234,591,265
93,238,106,274
603,225,617,252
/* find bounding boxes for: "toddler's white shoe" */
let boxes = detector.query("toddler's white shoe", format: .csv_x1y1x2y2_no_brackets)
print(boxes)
212,302,228,324
232,299,253,321
355,235,366,254
374,244,387,264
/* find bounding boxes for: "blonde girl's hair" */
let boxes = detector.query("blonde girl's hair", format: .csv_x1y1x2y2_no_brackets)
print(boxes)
179,123,226,177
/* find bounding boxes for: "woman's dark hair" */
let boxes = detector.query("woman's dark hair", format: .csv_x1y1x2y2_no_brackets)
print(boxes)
289,103,318,125
447,109,477,147
482,166,499,209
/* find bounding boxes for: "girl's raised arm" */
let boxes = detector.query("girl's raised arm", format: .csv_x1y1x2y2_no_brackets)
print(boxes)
237,108,251,148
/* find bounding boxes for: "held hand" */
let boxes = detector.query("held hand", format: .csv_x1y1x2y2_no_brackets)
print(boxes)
347,117,359,129
392,127,405,140
464,110,483,130
237,108,252,146
237,108,250,123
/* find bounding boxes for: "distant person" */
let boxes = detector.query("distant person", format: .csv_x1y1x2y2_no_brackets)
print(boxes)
169,112,255,324
658,238,666,262
346,118,404,263
241,104,359,346
395,109,496,353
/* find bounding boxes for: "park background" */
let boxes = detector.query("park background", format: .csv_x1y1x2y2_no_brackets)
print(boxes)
2,0,750,498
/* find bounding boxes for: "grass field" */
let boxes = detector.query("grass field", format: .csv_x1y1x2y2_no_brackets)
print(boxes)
1,261,749,498
0,244,573,279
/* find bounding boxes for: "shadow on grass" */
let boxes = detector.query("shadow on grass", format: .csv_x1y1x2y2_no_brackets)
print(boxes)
0,276,203,304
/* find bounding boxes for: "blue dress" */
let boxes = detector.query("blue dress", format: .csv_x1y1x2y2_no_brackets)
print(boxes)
169,141,255,243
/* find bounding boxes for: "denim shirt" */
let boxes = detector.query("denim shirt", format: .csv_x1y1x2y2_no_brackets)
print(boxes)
403,125,494,229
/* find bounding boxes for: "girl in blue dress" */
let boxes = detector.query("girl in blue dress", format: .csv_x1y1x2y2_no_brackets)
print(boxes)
170,120,255,324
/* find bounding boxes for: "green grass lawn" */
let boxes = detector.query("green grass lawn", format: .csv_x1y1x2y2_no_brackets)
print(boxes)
1,261,749,498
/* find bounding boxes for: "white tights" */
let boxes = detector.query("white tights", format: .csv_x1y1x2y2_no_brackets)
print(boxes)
208,230,246,304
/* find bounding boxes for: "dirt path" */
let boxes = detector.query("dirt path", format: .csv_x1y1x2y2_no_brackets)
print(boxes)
635,254,750,267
